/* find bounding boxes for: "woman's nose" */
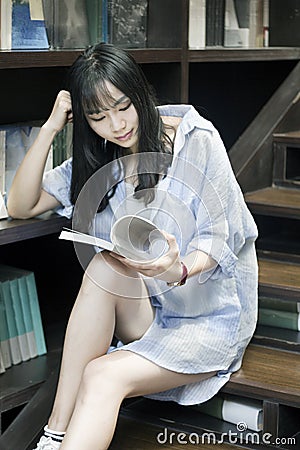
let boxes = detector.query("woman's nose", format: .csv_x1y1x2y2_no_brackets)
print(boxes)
110,115,125,132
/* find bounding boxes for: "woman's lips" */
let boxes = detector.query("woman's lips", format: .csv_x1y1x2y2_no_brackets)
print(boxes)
116,130,133,141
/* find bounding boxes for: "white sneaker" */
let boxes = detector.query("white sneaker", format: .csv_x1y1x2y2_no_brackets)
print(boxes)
33,435,62,450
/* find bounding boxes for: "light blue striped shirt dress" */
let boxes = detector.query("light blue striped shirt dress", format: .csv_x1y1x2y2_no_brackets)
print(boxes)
43,105,258,405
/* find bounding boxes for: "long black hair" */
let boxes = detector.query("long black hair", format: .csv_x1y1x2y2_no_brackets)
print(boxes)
68,42,174,212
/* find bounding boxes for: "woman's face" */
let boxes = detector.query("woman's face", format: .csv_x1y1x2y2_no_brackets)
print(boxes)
85,81,139,153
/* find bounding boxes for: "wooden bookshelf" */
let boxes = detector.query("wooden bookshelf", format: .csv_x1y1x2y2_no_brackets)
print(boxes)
1,0,300,447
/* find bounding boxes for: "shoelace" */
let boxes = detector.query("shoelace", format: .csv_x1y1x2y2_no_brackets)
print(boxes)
35,435,61,450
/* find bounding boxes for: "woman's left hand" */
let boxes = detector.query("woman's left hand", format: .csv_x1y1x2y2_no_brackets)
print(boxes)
109,231,183,283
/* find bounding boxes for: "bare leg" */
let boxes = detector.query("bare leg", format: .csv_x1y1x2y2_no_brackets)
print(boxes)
48,251,154,431
60,350,216,449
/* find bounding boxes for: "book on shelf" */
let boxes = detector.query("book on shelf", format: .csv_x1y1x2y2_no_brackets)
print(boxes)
191,394,263,432
268,0,300,47
0,124,52,207
25,271,47,356
8,276,32,361
259,297,300,313
42,0,97,49
147,0,182,48
0,281,12,369
0,0,12,49
224,0,250,47
0,265,47,361
86,0,104,46
0,348,6,374
52,122,73,168
0,279,22,365
258,307,300,331
1,0,50,50
107,0,147,48
189,0,206,49
0,130,8,218
249,0,264,48
206,0,225,47
59,214,168,263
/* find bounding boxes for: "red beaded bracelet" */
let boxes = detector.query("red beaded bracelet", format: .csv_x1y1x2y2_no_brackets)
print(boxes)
167,262,188,287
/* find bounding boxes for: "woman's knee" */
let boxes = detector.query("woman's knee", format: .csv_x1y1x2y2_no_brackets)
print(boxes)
80,355,130,399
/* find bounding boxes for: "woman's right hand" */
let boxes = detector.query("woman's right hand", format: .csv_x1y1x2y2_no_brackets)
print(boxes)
43,90,73,134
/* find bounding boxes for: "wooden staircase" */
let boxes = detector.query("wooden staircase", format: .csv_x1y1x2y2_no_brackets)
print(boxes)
2,133,300,449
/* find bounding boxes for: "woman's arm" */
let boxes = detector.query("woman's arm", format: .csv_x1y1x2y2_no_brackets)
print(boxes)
7,90,73,219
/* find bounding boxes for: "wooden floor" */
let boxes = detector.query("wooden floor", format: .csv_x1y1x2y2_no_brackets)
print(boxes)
109,416,248,450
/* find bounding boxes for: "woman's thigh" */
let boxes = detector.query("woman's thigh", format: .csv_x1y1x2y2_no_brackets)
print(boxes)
85,250,155,344
92,349,216,399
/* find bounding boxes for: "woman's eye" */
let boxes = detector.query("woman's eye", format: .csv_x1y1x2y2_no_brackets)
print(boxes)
119,102,132,112
90,116,105,122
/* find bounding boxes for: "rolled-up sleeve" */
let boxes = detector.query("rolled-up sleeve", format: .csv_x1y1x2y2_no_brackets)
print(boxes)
182,128,252,281
42,158,73,218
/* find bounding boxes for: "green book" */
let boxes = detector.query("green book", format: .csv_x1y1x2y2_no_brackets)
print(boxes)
0,280,22,365
0,265,46,357
0,347,5,373
192,395,263,432
9,278,31,361
17,276,38,359
0,283,12,369
259,297,300,313
258,307,300,331
25,272,47,356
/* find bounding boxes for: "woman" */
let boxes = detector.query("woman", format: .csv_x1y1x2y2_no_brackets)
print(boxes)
7,43,258,450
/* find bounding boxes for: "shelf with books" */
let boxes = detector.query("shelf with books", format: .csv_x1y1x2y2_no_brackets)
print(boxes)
0,48,182,70
188,47,300,63
0,213,70,246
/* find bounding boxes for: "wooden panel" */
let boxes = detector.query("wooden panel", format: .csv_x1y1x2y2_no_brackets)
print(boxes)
245,187,300,219
223,345,300,407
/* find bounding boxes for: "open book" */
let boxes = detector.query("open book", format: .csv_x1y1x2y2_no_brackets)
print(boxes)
59,215,169,262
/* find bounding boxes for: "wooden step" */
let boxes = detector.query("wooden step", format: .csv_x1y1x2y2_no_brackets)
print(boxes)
245,186,300,219
222,344,300,407
109,416,249,450
273,130,300,145
258,257,300,300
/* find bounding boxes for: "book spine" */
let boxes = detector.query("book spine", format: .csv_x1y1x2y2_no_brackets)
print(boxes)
17,276,38,359
0,129,6,196
222,399,263,432
259,296,300,313
192,395,223,420
205,0,216,46
9,278,31,361
188,0,206,49
0,283,12,369
11,0,49,49
1,280,22,365
0,347,6,373
249,0,264,48
0,0,12,49
258,307,300,331
25,273,47,356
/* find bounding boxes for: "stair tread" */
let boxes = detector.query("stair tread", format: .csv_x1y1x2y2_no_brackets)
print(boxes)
273,130,300,143
245,186,300,217
245,186,300,209
258,258,300,293
223,344,300,405
110,416,248,449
